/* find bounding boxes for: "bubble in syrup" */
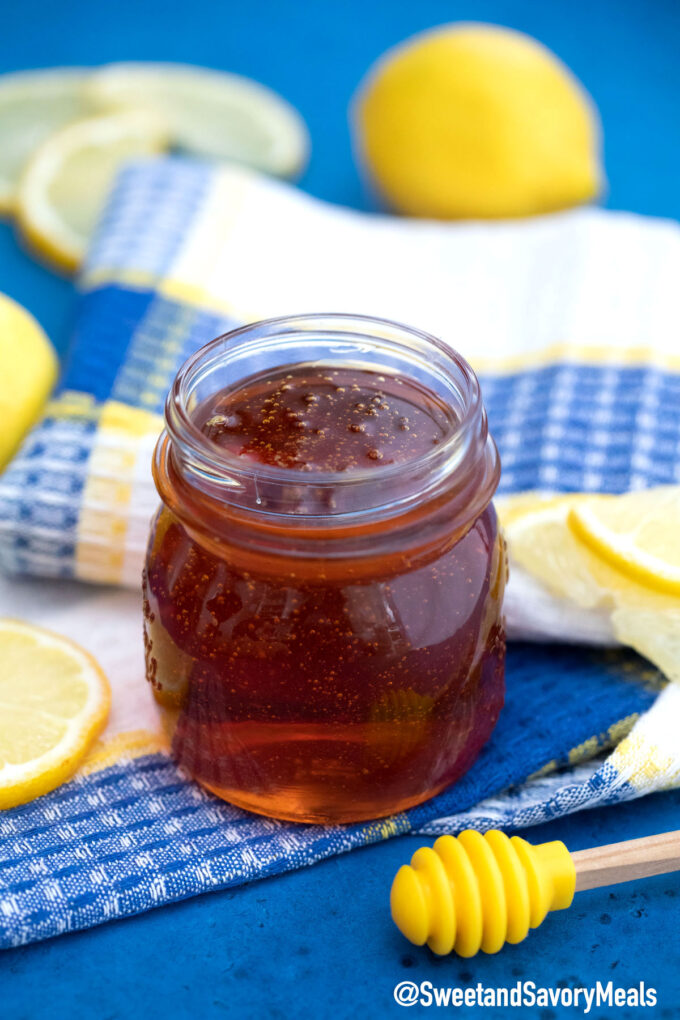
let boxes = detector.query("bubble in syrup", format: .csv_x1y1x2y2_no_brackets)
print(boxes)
205,413,241,431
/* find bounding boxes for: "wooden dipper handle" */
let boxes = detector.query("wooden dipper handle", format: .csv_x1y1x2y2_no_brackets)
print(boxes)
572,829,680,891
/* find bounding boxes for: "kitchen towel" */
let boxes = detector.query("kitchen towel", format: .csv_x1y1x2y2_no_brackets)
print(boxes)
1,158,678,587
0,158,678,946
0,569,668,948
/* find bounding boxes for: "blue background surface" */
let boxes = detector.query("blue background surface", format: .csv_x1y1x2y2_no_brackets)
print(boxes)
1,0,679,1016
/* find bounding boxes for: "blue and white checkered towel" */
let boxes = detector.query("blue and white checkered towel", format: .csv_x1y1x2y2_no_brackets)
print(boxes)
0,158,679,947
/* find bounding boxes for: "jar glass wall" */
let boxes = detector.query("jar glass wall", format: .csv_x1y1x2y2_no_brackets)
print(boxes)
143,314,505,823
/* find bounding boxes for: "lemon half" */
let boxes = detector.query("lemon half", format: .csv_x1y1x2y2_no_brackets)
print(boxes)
0,620,110,809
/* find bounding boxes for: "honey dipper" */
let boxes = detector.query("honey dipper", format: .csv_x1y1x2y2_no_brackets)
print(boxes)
390,828,680,957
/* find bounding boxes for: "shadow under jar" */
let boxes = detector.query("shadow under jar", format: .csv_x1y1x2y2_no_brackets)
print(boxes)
143,314,506,824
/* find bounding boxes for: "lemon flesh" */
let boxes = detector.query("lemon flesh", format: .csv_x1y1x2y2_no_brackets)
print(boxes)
354,23,602,219
503,492,680,683
87,62,309,179
0,68,93,214
569,488,680,596
502,496,615,610
0,620,110,809
16,109,169,272
0,293,57,470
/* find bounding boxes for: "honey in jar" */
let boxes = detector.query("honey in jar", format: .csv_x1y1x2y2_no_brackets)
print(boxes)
143,314,505,823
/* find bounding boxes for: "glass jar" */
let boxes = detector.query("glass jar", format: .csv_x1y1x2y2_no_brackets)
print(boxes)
143,314,505,824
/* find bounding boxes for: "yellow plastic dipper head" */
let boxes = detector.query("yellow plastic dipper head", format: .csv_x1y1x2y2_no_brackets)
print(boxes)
390,829,576,957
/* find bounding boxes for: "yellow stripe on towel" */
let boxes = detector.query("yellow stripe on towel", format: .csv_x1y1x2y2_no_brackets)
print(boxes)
76,400,163,585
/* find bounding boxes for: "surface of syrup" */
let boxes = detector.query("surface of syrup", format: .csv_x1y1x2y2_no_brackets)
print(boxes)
200,364,450,471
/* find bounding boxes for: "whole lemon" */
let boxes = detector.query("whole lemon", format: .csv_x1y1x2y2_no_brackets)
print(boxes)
353,23,603,219
0,293,57,470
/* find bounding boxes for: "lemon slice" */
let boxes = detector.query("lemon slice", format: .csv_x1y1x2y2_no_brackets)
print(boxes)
15,109,168,272
87,62,309,178
0,620,110,809
569,488,680,596
505,495,679,611
504,494,680,682
0,293,57,470
502,496,612,608
0,68,93,214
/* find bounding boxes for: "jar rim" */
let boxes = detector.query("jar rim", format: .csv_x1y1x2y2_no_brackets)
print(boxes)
164,313,493,520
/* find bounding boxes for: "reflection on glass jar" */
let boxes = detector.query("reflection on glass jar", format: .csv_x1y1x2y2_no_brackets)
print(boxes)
143,314,505,824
